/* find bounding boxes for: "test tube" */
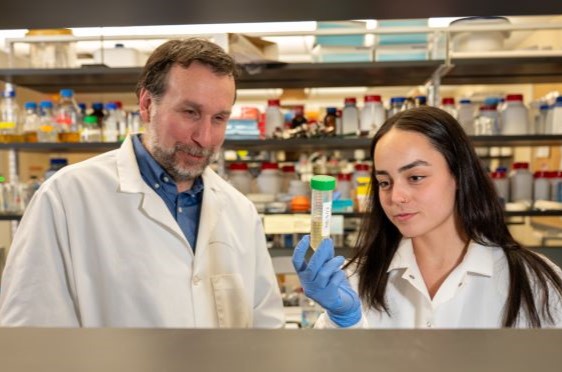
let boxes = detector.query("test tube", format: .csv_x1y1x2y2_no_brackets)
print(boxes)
310,175,336,250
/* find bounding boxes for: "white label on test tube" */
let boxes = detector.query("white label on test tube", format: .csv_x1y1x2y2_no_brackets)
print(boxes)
321,201,332,238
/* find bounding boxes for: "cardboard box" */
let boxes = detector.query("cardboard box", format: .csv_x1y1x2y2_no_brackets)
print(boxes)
227,34,279,63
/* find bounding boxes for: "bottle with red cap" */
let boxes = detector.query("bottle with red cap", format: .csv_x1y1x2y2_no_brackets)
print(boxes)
501,94,529,135
264,99,284,138
336,172,352,199
490,169,509,207
359,95,385,137
533,170,553,205
441,97,458,119
228,162,252,195
280,164,298,194
509,162,533,206
342,97,359,136
256,162,281,195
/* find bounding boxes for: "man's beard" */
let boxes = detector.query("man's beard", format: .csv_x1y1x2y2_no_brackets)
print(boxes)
145,128,216,182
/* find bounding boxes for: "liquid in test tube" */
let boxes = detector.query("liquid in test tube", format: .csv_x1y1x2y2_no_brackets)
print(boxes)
309,175,336,250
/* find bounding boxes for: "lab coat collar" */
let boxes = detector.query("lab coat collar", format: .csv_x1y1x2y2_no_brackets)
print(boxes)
387,238,494,278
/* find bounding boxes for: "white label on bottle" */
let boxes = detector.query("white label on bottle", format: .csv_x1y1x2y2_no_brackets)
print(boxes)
321,201,332,238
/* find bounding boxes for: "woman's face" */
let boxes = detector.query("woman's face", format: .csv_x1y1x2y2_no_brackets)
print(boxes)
373,128,458,240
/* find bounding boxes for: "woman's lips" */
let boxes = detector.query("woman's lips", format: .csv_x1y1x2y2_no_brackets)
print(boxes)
394,212,417,222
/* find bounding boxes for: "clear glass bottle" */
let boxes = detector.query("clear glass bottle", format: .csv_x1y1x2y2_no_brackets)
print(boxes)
81,115,102,142
0,83,22,143
37,100,58,142
22,101,40,142
55,89,81,142
102,102,119,142
44,158,69,180
310,175,336,250
360,94,385,136
388,96,406,118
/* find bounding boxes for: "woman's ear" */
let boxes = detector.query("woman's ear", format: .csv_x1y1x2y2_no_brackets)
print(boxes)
138,88,152,123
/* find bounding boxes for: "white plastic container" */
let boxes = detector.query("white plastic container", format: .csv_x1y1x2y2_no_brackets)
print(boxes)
450,17,510,52
256,162,281,195
457,99,476,135
490,170,509,206
359,95,385,136
264,99,284,138
509,162,533,206
551,96,562,134
336,172,352,200
228,162,252,195
93,43,145,67
441,97,458,119
280,164,298,194
501,94,529,135
533,171,551,204
341,97,359,136
550,170,562,202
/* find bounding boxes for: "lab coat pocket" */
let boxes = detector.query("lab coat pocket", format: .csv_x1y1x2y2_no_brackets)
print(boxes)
211,274,251,328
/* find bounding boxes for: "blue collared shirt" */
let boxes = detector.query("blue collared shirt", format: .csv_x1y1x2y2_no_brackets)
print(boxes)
132,134,203,250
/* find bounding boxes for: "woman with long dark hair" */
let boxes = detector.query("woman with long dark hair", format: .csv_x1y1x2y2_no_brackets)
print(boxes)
293,106,562,328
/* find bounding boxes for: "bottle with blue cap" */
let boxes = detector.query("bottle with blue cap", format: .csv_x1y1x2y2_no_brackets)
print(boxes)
388,96,406,119
55,88,81,142
102,102,119,142
551,96,562,134
37,100,58,142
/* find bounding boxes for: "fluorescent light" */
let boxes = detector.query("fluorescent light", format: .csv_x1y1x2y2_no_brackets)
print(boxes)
71,22,317,37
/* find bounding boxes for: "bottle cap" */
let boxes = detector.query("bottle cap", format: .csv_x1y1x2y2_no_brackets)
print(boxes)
459,99,471,104
506,94,523,102
310,175,336,191
24,101,37,110
261,162,278,170
59,89,74,97
364,95,381,103
390,96,406,104
105,102,118,110
512,162,529,170
92,102,104,110
40,100,54,108
267,99,281,106
83,115,98,125
344,97,357,105
442,97,455,105
229,162,248,171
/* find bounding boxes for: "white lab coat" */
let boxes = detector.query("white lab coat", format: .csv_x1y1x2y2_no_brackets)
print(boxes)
0,136,285,328
315,239,562,329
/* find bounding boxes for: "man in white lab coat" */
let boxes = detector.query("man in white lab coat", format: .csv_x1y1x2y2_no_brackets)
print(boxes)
0,38,285,328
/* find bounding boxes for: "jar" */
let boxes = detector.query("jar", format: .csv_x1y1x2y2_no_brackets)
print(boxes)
533,171,552,205
490,171,509,207
256,162,281,196
336,172,352,199
26,29,77,68
228,162,252,195
509,162,533,206
550,170,562,202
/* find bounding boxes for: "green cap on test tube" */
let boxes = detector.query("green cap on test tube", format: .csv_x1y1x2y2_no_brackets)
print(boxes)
310,175,336,191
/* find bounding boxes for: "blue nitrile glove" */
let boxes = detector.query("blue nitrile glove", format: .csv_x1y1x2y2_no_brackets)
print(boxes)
292,235,361,327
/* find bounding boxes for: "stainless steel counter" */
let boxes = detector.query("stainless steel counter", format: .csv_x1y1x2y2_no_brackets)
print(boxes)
0,328,561,371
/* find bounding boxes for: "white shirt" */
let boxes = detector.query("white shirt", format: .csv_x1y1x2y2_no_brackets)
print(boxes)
0,136,285,328
316,239,562,329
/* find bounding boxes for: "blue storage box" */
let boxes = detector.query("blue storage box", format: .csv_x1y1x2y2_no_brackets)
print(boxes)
377,19,428,45
315,21,366,47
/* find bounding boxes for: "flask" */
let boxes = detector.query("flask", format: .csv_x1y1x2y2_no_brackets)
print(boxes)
264,99,284,138
81,115,102,142
102,102,119,142
501,94,529,135
359,94,385,136
22,101,40,142
55,89,81,142
37,100,58,142
341,97,359,136
310,175,336,250
0,83,22,143
44,158,68,180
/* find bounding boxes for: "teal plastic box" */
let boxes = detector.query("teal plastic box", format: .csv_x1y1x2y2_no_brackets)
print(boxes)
377,19,428,45
315,21,366,47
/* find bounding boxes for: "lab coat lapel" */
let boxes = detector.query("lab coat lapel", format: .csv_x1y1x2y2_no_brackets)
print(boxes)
116,135,188,246
195,169,224,256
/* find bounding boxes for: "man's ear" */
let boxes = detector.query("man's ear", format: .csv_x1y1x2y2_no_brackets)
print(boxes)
138,88,152,123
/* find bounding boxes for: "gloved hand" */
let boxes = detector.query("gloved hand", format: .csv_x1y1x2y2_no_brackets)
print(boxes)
292,235,361,327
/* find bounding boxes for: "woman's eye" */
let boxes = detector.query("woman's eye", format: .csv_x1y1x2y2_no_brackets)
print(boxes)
409,175,425,182
377,180,390,189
